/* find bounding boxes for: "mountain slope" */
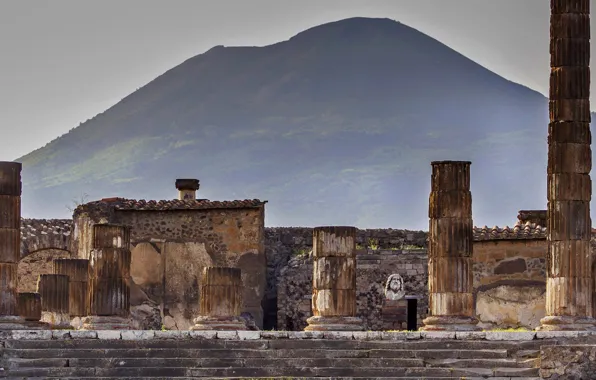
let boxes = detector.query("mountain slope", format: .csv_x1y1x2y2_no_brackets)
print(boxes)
19,17,573,229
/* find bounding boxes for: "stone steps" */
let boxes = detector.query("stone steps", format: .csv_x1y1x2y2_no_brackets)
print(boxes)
0,333,549,379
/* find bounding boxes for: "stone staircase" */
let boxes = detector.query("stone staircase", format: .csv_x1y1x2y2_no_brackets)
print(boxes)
0,330,553,379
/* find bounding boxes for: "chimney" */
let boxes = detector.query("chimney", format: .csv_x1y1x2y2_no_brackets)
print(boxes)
175,179,200,200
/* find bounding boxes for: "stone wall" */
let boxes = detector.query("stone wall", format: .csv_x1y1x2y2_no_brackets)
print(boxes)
277,249,428,331
72,204,266,330
540,345,596,379
473,239,547,329
17,248,74,293
265,228,427,330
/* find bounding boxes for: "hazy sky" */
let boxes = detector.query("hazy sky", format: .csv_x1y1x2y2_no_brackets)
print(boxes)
0,0,589,160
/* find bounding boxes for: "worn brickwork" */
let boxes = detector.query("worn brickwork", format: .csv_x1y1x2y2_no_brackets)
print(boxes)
473,239,547,329
540,345,596,379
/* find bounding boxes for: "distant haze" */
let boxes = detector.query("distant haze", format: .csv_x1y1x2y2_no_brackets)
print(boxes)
0,0,590,160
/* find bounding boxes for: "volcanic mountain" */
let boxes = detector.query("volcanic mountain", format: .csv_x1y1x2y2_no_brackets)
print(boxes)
18,17,574,229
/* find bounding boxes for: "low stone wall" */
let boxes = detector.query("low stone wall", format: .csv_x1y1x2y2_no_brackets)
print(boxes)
277,249,428,331
540,345,596,379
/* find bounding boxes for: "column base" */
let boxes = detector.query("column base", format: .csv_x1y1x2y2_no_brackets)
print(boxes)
41,312,73,329
304,316,364,331
81,316,131,330
420,315,481,331
0,315,28,330
536,315,596,331
190,316,247,331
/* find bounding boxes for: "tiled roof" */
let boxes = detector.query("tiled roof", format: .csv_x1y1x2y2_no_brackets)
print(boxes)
81,197,267,212
473,221,546,241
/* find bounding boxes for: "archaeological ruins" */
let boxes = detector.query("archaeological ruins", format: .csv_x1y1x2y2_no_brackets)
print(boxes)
0,1,595,378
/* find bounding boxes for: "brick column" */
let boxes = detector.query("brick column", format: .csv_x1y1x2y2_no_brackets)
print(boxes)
191,267,247,330
305,226,363,331
539,0,596,331
421,161,480,331
37,274,71,329
0,162,25,329
54,259,89,318
82,224,131,330
17,292,49,329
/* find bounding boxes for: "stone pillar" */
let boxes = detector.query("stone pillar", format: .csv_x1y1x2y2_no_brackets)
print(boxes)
54,259,89,323
421,161,480,331
191,267,247,330
0,161,25,329
175,179,200,200
37,274,71,329
305,226,363,331
17,293,49,329
539,0,595,331
82,224,131,330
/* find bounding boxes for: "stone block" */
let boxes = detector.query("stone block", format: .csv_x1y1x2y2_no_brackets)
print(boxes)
70,330,97,339
287,331,323,339
260,330,288,339
484,331,536,341
12,330,52,340
237,330,261,340
154,330,190,339
456,331,486,340
421,331,456,339
216,330,238,339
380,331,408,340
536,330,580,339
51,330,71,339
96,330,122,340
322,331,353,340
121,330,155,341
189,330,216,339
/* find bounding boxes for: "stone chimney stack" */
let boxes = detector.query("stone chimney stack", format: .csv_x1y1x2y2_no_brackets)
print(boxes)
175,179,200,200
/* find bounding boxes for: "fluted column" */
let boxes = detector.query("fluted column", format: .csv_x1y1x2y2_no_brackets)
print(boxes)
305,226,363,331
0,162,25,329
54,259,89,318
421,161,480,331
539,0,595,331
82,224,131,330
37,274,71,329
191,267,247,330
17,292,49,329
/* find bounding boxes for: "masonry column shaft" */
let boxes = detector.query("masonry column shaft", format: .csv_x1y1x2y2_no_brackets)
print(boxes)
0,161,25,329
421,161,479,331
539,0,596,331
54,259,89,318
17,292,48,329
37,274,71,329
191,267,247,330
82,224,131,330
305,226,363,331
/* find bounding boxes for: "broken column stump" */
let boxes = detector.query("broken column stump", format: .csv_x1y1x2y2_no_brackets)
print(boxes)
82,224,132,330
191,267,247,330
421,161,480,331
305,226,363,331
539,0,596,331
54,259,89,329
17,292,49,329
0,161,26,329
37,274,71,329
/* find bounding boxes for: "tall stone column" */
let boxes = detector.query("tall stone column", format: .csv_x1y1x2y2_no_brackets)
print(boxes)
539,0,595,331
17,292,49,329
82,224,131,330
191,267,247,330
37,274,71,329
421,161,479,331
54,259,89,320
0,162,25,329
305,226,363,331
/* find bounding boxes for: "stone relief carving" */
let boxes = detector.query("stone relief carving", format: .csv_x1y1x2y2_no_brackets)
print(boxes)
384,273,405,300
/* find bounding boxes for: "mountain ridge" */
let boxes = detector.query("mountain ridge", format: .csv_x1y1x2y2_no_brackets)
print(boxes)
17,17,586,229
